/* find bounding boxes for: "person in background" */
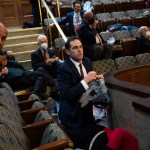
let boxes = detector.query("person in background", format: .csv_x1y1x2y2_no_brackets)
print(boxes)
57,36,139,150
137,26,150,54
31,34,61,100
51,1,85,36
0,22,50,100
106,23,138,32
78,11,113,61
23,0,52,28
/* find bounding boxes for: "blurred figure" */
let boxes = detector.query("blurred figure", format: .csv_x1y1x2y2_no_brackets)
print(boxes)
137,26,150,54
51,1,85,36
78,11,113,61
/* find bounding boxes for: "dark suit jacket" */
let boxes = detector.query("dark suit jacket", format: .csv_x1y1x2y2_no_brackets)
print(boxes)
78,21,104,61
137,36,150,54
58,57,96,129
31,48,57,69
58,10,85,36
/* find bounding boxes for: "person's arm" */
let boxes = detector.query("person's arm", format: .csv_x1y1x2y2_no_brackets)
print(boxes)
58,63,86,103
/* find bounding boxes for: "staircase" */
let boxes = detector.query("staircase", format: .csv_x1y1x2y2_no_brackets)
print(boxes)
3,27,44,70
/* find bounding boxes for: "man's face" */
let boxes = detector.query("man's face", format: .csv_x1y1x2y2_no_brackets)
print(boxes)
0,27,7,50
74,3,81,13
66,39,83,63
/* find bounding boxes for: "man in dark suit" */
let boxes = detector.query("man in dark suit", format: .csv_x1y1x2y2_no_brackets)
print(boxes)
78,11,113,61
0,22,50,100
51,1,85,36
57,36,107,149
137,26,150,54
58,36,139,150
31,34,61,99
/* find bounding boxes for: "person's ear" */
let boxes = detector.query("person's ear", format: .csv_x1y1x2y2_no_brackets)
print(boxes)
65,49,70,55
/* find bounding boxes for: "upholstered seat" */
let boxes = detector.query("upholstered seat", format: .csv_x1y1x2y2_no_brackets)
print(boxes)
115,56,138,70
136,53,150,65
92,59,117,74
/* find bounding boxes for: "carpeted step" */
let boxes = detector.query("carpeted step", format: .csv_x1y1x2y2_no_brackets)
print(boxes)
14,50,35,61
7,27,43,37
3,42,38,53
5,34,41,45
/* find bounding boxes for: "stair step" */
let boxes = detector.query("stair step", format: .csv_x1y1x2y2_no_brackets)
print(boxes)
7,27,43,37
19,60,32,70
5,34,41,45
14,50,35,61
3,42,38,53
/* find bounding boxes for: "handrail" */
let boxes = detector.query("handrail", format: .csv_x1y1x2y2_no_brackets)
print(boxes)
41,0,67,42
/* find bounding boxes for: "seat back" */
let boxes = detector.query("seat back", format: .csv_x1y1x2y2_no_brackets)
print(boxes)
136,53,150,65
34,110,53,122
93,3,104,14
40,123,67,144
113,30,132,42
118,17,134,26
100,31,113,42
96,13,112,22
132,0,146,10
121,38,137,56
111,11,127,19
0,124,24,150
54,37,69,60
0,88,24,125
92,59,116,74
0,105,31,150
126,9,142,18
115,56,138,70
133,16,150,27
103,2,119,13
59,6,73,18
130,28,140,38
118,1,132,11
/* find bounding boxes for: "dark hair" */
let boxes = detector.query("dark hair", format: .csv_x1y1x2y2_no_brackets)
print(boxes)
65,36,81,50
73,1,81,8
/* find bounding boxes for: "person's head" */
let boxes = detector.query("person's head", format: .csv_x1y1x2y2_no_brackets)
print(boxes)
73,1,82,13
37,34,48,50
65,36,83,63
83,11,95,25
139,26,149,38
0,22,8,50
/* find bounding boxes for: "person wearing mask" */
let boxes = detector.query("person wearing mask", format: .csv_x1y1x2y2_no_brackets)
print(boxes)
51,1,85,36
137,26,150,54
57,36,138,150
78,11,113,61
31,34,61,100
0,22,50,100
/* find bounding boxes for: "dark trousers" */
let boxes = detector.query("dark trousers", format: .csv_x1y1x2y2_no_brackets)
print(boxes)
65,124,110,149
8,70,47,95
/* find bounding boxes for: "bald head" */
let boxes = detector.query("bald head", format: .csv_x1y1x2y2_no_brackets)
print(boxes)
0,22,8,50
139,26,149,37
0,22,8,37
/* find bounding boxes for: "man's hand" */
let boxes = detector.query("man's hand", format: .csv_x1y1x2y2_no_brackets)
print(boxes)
46,58,55,64
84,71,104,84
84,71,97,84
54,57,59,62
7,50,14,57
0,67,8,77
